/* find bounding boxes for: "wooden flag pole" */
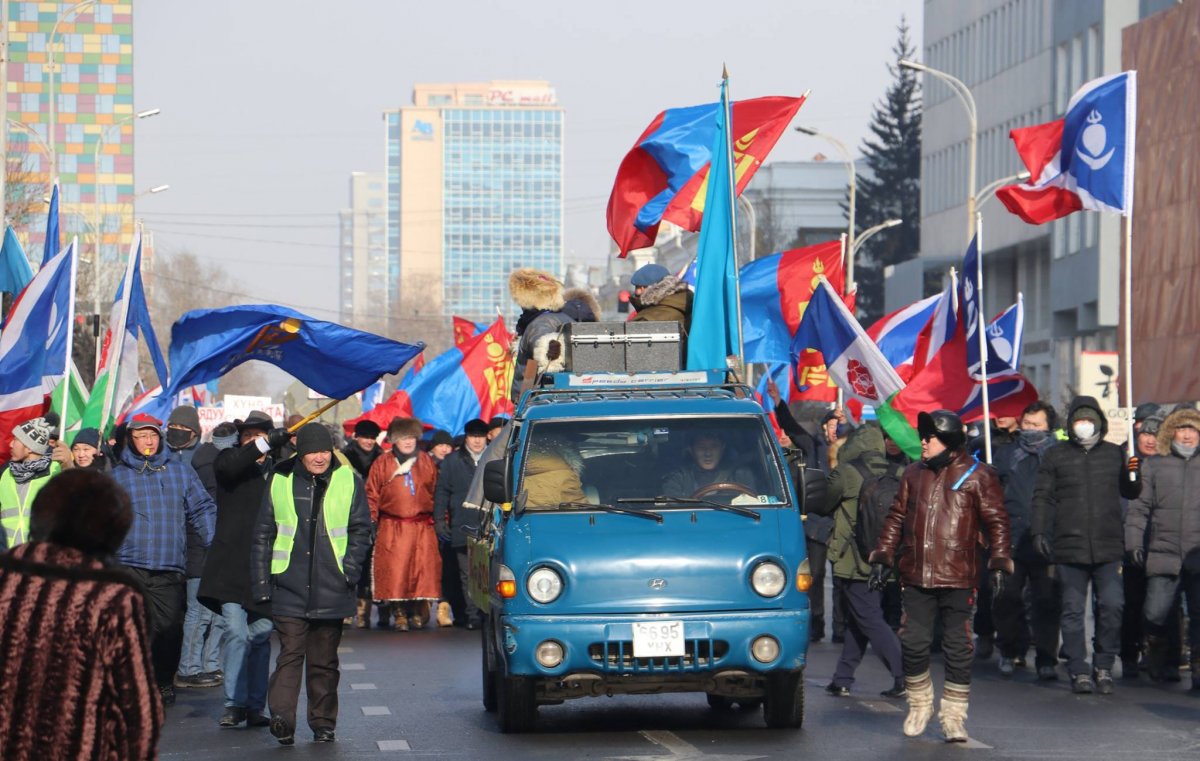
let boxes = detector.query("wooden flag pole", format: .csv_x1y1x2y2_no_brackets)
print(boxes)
288,397,341,433
1123,212,1135,461
59,237,79,432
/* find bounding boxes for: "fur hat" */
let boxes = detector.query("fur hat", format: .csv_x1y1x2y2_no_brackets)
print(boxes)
561,287,601,323
13,417,52,455
509,268,564,311
1157,407,1200,456
387,417,423,441
294,423,333,456
431,429,454,447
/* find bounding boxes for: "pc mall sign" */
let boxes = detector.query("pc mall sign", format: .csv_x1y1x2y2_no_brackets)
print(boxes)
487,86,557,106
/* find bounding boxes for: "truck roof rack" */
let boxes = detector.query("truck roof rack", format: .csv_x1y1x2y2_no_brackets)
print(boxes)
515,372,756,416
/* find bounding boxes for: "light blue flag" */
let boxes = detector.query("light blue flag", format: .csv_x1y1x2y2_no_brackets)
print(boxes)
42,183,61,268
685,78,739,371
0,227,33,297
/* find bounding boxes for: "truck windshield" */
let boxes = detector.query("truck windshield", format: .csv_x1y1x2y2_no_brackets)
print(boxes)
519,416,790,511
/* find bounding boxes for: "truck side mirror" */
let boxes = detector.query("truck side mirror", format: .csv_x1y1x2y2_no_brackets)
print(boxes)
801,467,826,511
483,459,511,505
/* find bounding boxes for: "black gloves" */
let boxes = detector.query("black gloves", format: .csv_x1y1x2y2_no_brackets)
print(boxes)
867,563,891,592
1032,534,1053,562
267,427,291,451
990,569,1010,598
1126,547,1145,568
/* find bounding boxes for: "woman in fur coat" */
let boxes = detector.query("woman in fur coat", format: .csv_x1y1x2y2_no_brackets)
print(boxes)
365,417,442,630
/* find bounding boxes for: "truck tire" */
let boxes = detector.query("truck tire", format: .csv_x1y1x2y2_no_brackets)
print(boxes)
496,672,537,733
481,625,497,713
762,671,804,729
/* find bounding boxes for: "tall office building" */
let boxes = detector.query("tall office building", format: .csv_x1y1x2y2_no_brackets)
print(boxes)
3,1,136,264
912,0,1173,408
384,80,563,323
338,171,387,333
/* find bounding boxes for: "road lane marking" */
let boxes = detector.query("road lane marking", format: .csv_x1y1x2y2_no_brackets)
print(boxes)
351,683,377,690
337,646,354,653
377,739,411,751
362,706,392,716
857,699,903,713
342,663,366,670
608,730,766,760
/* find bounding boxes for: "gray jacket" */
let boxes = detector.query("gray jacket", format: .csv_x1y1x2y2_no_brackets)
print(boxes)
1125,408,1200,576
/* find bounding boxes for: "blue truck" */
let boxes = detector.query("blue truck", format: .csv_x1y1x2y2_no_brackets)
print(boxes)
467,369,820,733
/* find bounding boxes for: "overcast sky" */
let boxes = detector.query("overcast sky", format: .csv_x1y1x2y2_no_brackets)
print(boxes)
134,0,923,321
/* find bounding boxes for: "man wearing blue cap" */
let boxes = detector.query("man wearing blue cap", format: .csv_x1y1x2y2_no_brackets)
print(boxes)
629,263,692,348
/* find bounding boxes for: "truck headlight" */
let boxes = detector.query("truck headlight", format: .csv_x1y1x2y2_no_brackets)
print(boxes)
527,566,564,603
751,561,786,597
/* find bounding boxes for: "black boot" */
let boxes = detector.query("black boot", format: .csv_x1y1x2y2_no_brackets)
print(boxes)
1146,635,1173,683
880,677,906,698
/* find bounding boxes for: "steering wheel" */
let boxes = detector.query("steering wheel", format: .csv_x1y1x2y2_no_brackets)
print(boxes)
692,482,757,500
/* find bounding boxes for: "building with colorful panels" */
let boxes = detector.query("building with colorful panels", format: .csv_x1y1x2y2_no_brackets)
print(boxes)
4,1,135,266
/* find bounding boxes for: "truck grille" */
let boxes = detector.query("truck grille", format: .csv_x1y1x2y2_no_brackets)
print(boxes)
587,639,729,673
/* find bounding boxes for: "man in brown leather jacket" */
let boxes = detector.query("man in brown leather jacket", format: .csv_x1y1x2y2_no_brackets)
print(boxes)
869,410,1012,743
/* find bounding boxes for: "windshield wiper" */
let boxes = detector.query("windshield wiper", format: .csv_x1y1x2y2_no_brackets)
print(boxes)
557,501,663,523
618,495,761,521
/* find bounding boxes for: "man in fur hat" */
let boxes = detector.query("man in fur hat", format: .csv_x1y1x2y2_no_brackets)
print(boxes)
1125,406,1200,689
508,268,600,400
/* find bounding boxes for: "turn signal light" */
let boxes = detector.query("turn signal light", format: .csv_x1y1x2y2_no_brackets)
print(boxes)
795,557,813,592
497,565,517,598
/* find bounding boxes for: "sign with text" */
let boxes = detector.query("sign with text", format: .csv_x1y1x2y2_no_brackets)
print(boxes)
1078,351,1127,445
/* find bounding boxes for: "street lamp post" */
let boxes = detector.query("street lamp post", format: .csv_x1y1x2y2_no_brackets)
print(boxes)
899,59,977,245
976,170,1031,210
850,218,903,259
795,126,856,283
46,0,98,182
92,108,161,335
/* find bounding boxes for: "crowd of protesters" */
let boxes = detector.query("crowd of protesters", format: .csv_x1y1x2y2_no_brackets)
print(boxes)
0,404,510,756
773,393,1199,743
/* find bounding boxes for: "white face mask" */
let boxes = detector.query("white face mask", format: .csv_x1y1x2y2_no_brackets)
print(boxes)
1073,421,1097,440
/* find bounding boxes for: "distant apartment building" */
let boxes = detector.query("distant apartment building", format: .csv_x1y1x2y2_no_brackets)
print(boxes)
338,171,387,332
383,80,564,323
4,1,138,264
911,0,1173,407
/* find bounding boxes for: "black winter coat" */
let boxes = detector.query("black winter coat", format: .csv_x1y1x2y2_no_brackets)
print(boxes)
249,457,372,619
992,436,1054,564
182,443,220,578
1032,396,1140,565
341,443,381,480
434,448,479,549
198,442,274,615
772,401,829,541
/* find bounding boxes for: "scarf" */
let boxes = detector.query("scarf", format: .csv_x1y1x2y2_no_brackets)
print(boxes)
515,308,549,337
1012,430,1056,466
924,449,955,473
8,455,52,484
1173,442,1197,460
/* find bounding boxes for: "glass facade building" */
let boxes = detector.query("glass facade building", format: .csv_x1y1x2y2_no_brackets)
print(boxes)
385,81,563,323
4,1,135,263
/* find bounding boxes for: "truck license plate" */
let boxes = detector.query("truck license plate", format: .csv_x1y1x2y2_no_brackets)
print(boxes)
632,620,685,658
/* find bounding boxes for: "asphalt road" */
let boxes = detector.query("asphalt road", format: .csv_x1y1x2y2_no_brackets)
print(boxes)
158,621,1200,761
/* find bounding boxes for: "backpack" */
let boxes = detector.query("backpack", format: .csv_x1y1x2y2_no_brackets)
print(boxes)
849,460,904,560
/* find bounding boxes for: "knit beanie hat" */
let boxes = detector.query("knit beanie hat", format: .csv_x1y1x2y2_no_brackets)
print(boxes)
13,417,52,455
71,428,102,449
294,423,333,456
431,429,454,447
168,405,202,435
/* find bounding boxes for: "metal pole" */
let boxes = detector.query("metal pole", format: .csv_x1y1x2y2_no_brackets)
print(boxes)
47,1,97,186
723,67,744,365
0,0,9,230
1123,213,1135,462
975,211,992,463
835,233,847,411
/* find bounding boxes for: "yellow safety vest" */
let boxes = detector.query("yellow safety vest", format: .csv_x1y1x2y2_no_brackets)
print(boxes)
0,463,62,549
269,466,355,575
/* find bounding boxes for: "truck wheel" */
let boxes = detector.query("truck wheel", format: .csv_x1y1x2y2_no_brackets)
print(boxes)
496,672,537,733
762,672,804,729
481,625,497,713
706,693,734,710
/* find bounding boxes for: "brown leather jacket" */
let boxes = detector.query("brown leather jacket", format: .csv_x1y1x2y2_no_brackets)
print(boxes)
869,449,1013,588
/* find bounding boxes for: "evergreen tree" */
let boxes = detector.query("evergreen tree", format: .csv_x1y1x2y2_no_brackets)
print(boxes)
852,18,922,322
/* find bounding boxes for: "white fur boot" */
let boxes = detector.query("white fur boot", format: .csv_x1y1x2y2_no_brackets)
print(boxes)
939,682,969,742
902,672,934,737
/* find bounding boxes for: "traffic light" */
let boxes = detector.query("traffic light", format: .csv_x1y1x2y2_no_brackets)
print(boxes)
617,289,631,314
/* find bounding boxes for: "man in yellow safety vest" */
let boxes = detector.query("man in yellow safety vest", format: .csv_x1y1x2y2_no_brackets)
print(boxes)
2,417,62,549
250,422,371,746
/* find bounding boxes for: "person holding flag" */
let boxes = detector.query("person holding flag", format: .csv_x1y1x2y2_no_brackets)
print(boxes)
868,410,1012,743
